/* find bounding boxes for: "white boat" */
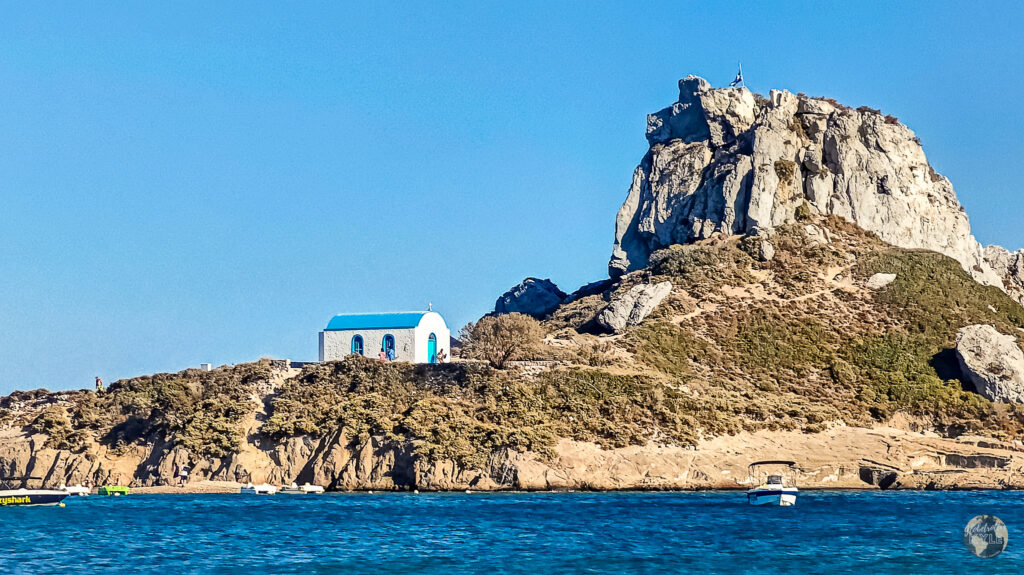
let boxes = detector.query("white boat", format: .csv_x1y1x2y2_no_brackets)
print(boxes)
240,483,278,495
746,460,799,506
61,484,90,497
279,482,325,495
1,477,70,507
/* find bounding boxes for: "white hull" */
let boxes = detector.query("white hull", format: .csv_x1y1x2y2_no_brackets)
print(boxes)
0,489,70,507
240,484,278,495
279,482,325,495
747,488,798,506
280,488,324,495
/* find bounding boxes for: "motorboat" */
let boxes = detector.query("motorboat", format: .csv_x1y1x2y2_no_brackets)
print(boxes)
279,482,325,495
0,477,70,507
240,483,278,495
61,484,91,497
746,460,799,506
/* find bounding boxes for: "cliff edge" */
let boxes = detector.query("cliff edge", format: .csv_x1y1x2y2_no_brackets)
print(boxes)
610,76,1021,302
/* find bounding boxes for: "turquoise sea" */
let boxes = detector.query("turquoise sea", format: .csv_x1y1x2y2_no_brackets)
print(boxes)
2,490,1022,574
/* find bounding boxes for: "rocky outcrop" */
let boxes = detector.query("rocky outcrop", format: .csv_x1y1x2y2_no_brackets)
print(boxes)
596,281,671,333
610,75,1005,291
566,278,615,303
955,325,1024,403
494,278,567,317
859,465,900,489
984,246,1024,305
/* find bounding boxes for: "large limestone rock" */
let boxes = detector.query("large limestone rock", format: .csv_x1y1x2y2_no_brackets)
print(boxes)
955,325,1024,403
610,75,1005,292
984,246,1024,305
596,281,672,333
494,278,567,317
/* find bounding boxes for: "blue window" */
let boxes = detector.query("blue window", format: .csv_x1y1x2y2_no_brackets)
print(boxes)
382,334,396,360
351,335,364,355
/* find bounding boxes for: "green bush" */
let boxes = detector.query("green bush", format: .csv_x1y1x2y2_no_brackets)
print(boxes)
774,159,797,187
32,405,87,451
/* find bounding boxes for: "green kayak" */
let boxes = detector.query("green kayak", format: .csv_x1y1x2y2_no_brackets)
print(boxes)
97,486,130,496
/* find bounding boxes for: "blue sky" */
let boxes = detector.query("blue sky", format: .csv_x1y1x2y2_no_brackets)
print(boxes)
1,2,1022,393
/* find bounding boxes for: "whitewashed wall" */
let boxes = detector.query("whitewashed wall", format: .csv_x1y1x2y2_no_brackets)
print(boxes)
414,313,450,363
320,328,416,362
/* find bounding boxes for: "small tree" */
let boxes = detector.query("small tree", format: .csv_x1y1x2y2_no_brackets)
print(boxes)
459,313,544,369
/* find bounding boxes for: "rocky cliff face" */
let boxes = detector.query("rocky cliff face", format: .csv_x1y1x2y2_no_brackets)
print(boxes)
7,418,1024,492
610,76,1018,297
985,246,1024,305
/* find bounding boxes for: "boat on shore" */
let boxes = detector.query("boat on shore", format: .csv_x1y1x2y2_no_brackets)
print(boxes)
746,460,799,506
61,484,91,497
98,486,130,496
1,477,70,507
240,483,278,495
279,482,325,495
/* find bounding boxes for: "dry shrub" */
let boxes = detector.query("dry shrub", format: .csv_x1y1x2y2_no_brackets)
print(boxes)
459,313,544,369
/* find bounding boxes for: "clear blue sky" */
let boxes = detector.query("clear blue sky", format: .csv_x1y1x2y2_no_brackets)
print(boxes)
2,2,1022,394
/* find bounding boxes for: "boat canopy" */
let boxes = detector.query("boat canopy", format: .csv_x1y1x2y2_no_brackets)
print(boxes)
0,476,42,488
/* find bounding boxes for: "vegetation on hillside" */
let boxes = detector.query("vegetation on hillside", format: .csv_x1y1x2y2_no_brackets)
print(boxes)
15,363,274,458
262,357,704,467
6,215,1024,471
614,217,1024,438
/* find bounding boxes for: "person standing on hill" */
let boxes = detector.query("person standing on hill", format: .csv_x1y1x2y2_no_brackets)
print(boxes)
95,376,103,392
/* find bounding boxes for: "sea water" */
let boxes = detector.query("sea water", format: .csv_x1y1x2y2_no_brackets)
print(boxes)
2,490,1022,574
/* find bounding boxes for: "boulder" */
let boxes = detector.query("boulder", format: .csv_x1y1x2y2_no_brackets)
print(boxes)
955,325,1024,403
494,278,567,317
866,273,897,290
596,281,672,333
609,76,1006,292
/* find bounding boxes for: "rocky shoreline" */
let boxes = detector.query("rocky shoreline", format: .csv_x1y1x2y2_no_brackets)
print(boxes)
5,418,1022,493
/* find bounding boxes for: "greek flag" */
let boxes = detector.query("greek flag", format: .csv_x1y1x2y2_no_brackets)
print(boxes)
729,69,743,87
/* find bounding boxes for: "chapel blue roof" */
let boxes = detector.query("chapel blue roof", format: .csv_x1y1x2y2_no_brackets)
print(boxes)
324,312,433,331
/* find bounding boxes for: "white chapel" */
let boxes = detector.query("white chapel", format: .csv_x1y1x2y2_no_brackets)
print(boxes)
318,311,450,364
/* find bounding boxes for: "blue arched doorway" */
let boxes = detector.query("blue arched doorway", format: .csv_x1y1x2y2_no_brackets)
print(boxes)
427,333,437,364
351,335,364,356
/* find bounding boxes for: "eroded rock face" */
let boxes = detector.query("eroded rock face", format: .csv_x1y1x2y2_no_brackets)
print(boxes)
955,324,1024,403
7,425,1024,491
984,246,1024,305
494,278,567,317
610,75,1004,291
859,466,900,489
596,281,672,333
